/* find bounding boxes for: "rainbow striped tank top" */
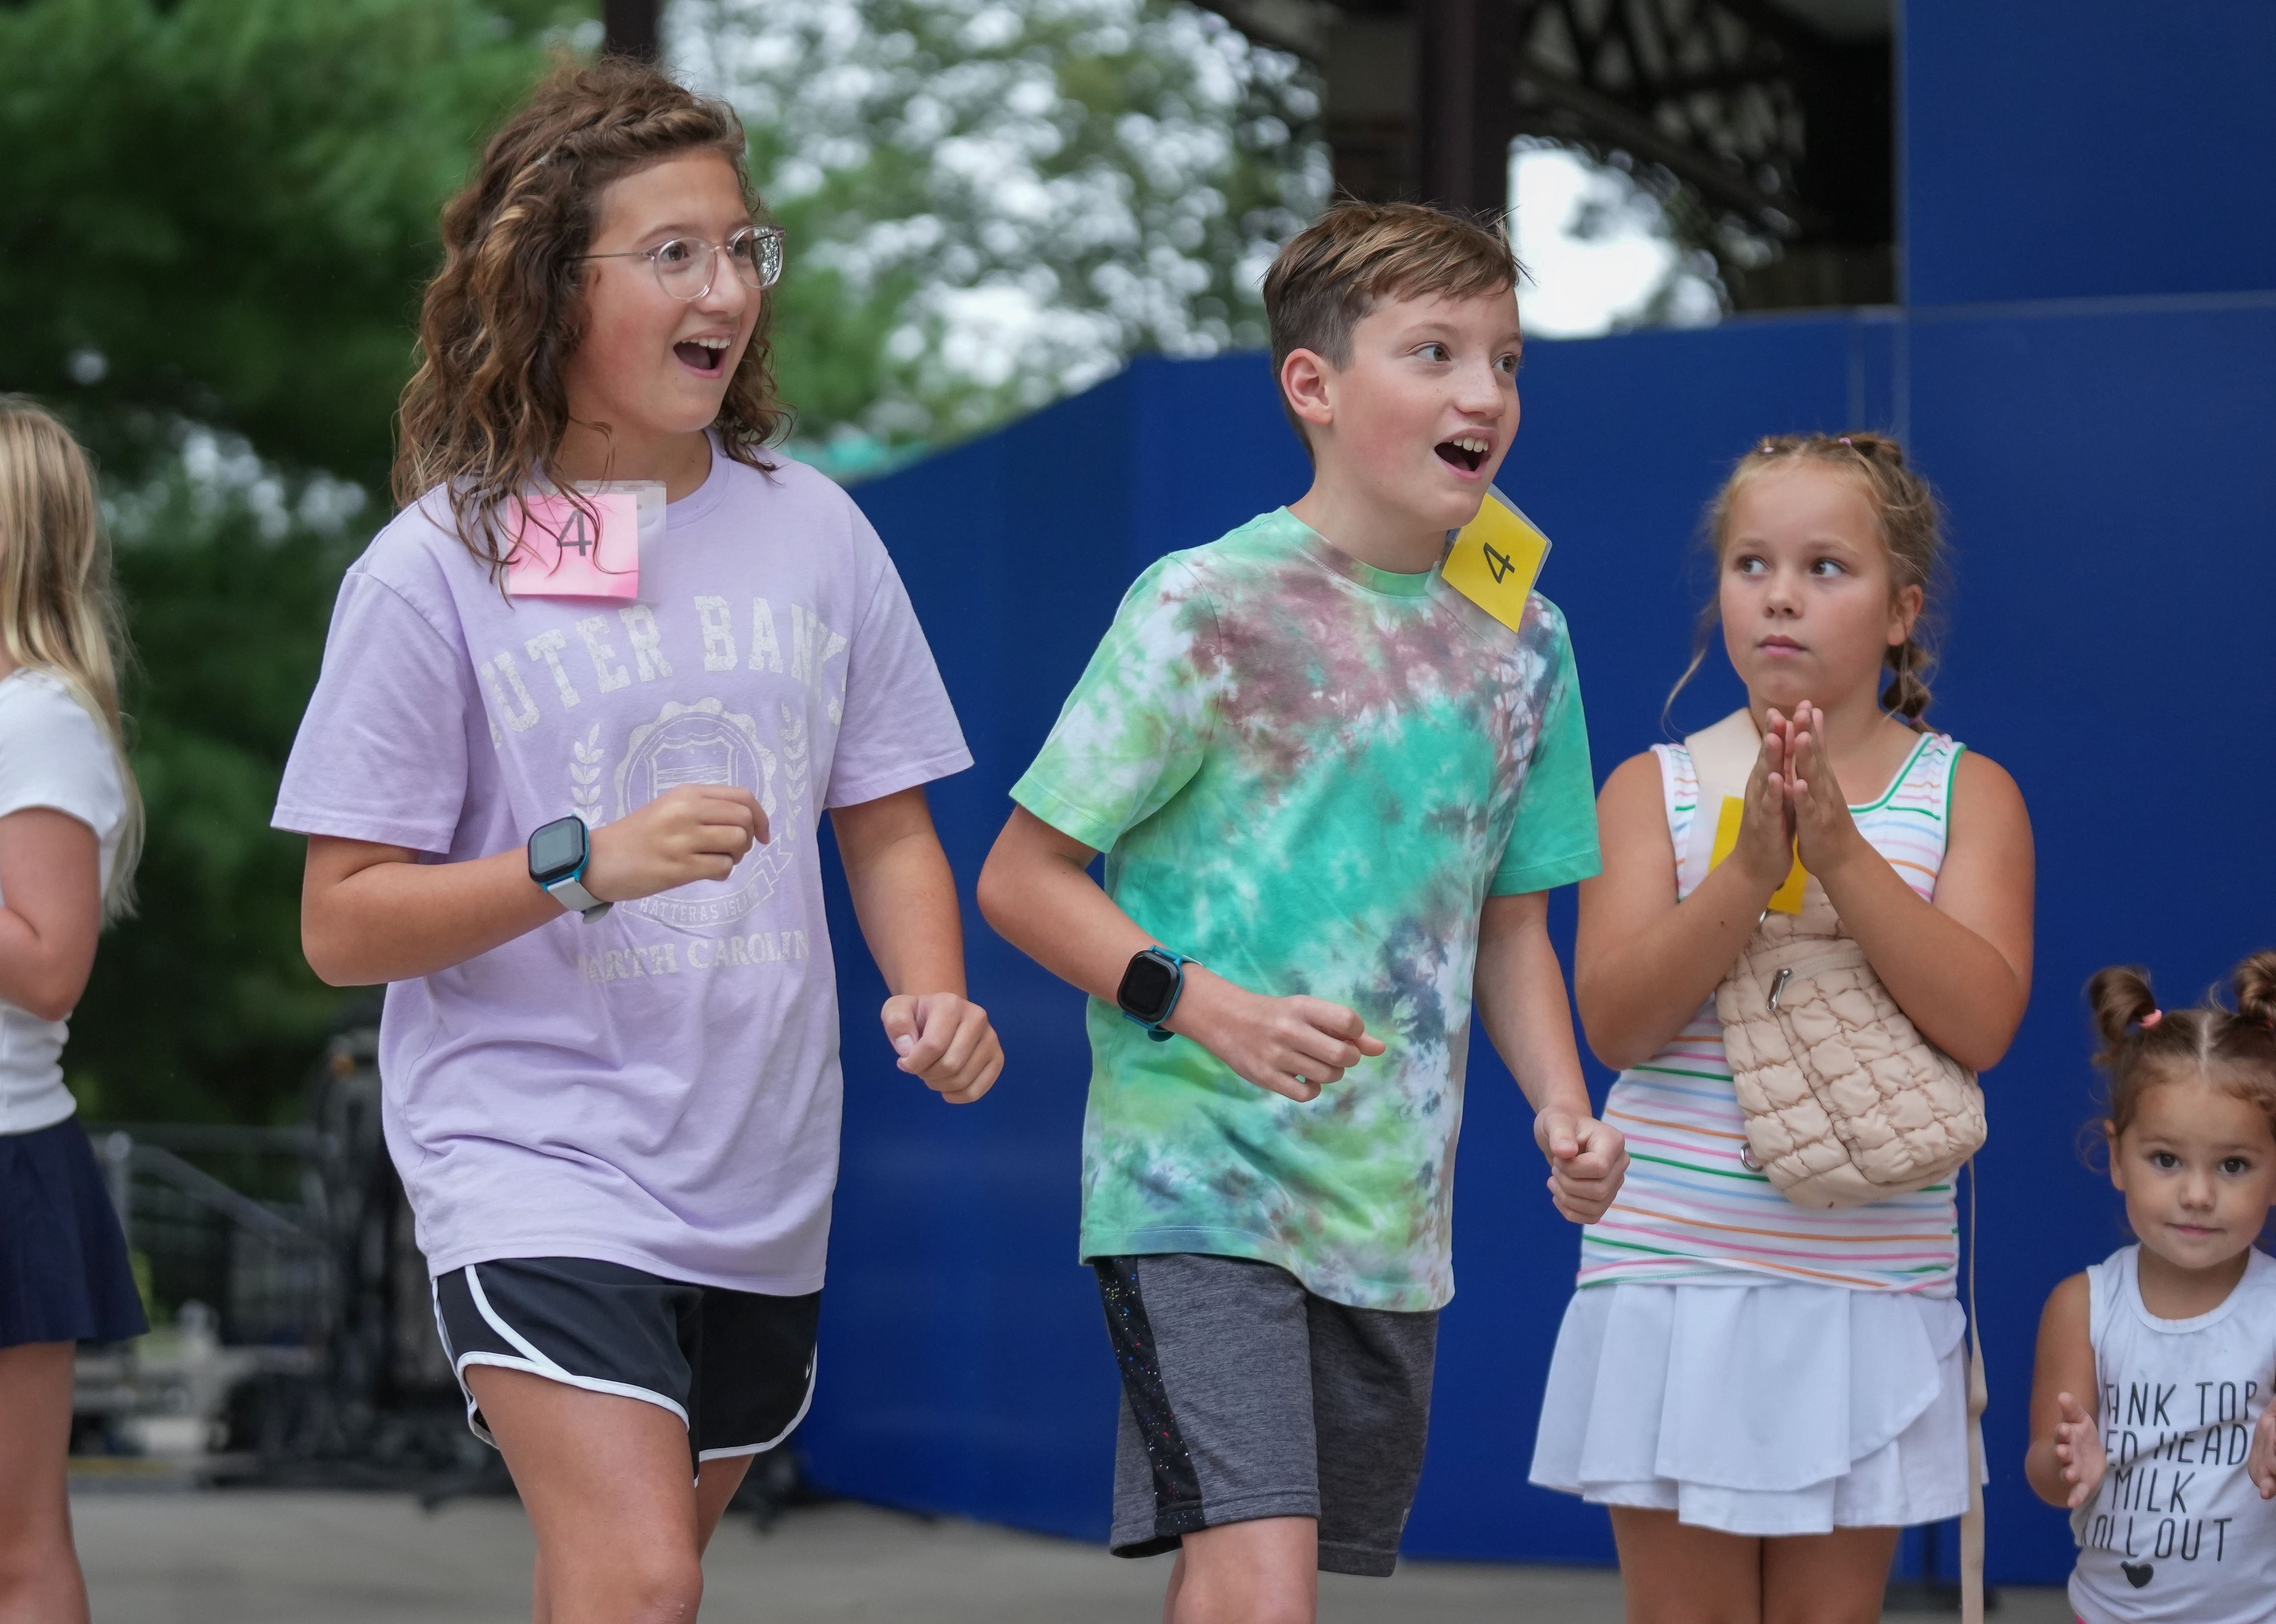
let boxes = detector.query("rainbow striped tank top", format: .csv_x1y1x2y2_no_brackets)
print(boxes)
1576,730,1965,1296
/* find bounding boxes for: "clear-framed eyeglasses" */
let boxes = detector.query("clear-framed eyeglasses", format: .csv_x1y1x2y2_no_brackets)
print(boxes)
578,225,784,301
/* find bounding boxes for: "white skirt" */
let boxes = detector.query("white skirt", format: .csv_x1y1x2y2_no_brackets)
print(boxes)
1528,1280,1976,1537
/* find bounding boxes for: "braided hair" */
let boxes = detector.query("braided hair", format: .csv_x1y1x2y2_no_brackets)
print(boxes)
394,57,787,576
2087,953,2276,1142
1668,431,1946,728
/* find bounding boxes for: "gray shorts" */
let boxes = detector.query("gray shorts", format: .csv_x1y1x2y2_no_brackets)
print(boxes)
1094,1253,1439,1578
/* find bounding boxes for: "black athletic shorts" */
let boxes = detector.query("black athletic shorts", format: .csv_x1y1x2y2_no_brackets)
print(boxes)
1095,1253,1439,1578
432,1256,820,1471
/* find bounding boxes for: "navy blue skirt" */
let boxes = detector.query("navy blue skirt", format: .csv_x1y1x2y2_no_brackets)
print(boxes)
0,1115,148,1347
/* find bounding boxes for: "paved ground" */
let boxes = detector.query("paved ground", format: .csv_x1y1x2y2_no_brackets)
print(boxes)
71,1490,2075,1622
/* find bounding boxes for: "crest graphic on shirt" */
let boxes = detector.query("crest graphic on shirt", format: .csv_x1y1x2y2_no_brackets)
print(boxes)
602,697,807,929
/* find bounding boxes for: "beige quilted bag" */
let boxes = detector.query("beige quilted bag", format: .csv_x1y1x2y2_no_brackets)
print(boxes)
1684,711,1987,1211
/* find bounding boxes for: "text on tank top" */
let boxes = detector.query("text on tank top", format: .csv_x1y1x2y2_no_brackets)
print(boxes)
2068,1245,2276,1624
1576,729,1964,1294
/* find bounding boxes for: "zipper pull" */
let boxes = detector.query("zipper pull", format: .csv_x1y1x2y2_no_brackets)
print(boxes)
1768,966,1793,1012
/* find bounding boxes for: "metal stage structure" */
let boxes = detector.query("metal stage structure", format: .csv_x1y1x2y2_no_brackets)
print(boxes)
607,0,1893,309
1190,0,1894,305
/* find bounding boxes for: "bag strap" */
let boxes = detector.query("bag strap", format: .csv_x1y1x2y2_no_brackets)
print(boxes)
1683,708,1836,931
1962,1156,1987,1624
1680,709,1762,887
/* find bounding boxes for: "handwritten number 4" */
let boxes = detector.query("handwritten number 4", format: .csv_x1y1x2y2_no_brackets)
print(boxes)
1483,543,1514,585
559,511,595,558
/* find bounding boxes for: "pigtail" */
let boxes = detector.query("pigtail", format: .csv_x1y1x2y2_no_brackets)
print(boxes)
2230,951,2276,1033
1880,639,1935,725
2088,965,2162,1059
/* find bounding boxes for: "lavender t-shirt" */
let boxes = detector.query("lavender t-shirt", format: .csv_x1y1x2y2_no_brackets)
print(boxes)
274,450,970,1293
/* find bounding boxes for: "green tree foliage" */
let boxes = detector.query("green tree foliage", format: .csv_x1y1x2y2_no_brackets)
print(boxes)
67,455,373,1122
0,0,580,490
682,0,1325,453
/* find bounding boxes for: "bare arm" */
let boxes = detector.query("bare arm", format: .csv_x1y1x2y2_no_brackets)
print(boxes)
976,805,1384,1103
1472,890,1628,1223
830,785,1001,1104
1581,723,2035,1075
1795,730,2035,1071
2025,1272,2102,1508
299,783,766,986
1574,740,1794,1071
0,809,101,1023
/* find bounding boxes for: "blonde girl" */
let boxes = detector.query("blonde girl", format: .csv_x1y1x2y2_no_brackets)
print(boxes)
274,60,999,1622
0,398,146,1623
2029,955,2276,1624
1530,433,2036,1621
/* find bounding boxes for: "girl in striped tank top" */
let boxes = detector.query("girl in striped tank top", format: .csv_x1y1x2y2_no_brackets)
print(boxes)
1530,433,2037,1623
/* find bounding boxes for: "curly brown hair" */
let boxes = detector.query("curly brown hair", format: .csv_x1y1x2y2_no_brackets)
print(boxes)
1667,431,1948,728
394,56,789,575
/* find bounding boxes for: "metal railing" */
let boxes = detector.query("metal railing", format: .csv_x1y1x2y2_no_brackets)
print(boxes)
86,1124,332,1348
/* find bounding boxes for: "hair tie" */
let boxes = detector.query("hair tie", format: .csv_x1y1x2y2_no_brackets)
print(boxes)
2139,1009,2163,1030
1837,436,1852,446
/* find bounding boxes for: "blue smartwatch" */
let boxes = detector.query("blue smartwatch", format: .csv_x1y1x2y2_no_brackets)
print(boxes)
1117,946,1192,1042
527,814,612,922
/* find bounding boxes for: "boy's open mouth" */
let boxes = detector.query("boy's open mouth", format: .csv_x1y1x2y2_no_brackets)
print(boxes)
1435,436,1489,473
675,339,729,374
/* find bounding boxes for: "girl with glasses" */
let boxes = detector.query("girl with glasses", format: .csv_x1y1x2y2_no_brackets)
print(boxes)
274,59,999,1622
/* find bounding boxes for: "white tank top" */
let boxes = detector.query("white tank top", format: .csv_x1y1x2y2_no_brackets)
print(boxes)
0,669,127,1136
1576,730,1964,1294
2070,1245,2276,1624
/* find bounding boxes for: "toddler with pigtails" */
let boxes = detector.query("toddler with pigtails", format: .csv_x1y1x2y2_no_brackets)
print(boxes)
2029,954,2276,1624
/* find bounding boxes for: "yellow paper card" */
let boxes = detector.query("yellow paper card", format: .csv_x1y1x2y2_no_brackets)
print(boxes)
1440,487,1551,633
1709,795,1807,915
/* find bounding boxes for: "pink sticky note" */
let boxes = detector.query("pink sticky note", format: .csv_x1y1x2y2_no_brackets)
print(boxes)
506,492,640,598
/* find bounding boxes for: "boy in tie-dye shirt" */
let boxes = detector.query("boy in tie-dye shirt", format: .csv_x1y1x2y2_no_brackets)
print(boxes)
979,201,1626,1615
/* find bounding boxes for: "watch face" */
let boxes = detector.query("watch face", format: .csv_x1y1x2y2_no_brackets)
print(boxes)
528,817,587,883
1118,952,1180,1023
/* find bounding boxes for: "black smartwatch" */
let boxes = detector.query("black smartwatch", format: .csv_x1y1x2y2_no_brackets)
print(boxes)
1117,946,1192,1042
527,814,611,922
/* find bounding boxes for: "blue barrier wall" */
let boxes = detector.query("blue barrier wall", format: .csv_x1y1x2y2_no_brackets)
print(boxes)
797,0,2276,1588
1904,2,2276,306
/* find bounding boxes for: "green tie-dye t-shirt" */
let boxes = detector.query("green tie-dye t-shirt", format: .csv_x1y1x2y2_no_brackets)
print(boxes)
1011,508,1599,1311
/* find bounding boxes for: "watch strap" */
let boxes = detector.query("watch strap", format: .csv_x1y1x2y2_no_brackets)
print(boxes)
544,875,612,921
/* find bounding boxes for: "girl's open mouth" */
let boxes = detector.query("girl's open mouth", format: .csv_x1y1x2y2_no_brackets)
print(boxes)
674,340,728,374
1435,437,1488,473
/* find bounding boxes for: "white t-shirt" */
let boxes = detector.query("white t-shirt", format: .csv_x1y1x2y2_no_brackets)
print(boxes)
0,669,127,1135
2072,1244,2276,1624
272,448,971,1293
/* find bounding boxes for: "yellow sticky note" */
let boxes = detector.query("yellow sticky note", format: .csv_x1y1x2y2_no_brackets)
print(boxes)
1440,487,1551,633
1709,795,1807,915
